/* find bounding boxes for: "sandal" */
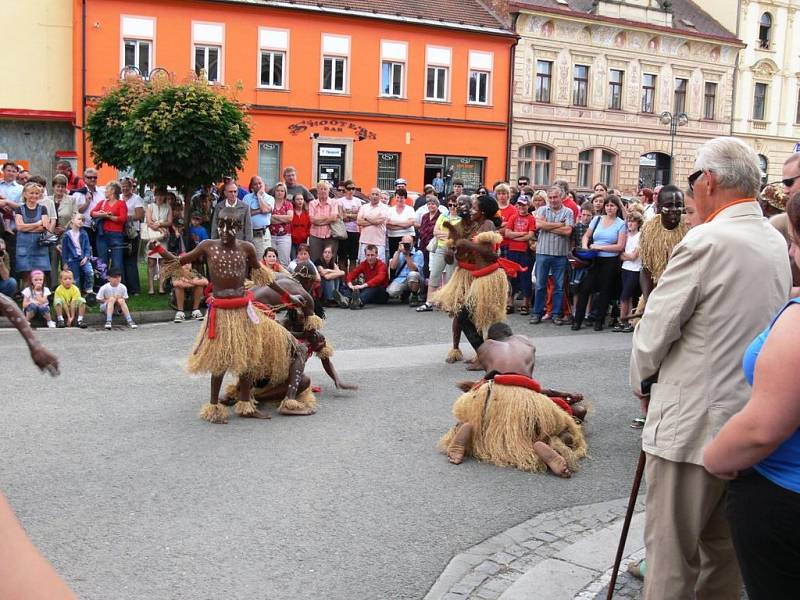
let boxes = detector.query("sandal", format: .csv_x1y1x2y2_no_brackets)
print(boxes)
622,324,635,333
519,306,530,315
416,302,434,312
506,305,515,314
630,417,646,429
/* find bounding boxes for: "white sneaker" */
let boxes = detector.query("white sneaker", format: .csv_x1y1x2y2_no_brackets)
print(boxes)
191,309,204,320
46,320,56,328
174,311,186,323
104,322,112,330
128,321,138,329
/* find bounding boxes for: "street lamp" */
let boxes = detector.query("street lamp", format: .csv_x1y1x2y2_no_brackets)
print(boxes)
659,111,688,184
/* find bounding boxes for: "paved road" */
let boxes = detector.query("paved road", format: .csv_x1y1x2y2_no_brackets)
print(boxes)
0,305,642,600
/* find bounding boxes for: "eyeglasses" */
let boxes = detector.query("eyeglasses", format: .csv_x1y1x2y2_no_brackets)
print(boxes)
688,169,704,191
337,188,345,192
346,186,356,191
447,203,457,207
770,175,800,188
85,176,98,180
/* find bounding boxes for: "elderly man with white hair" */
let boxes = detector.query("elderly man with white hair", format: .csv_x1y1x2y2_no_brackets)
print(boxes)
629,137,790,599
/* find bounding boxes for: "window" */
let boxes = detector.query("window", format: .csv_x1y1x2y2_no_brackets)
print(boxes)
380,41,407,98
469,71,490,104
573,65,589,107
444,156,485,192
642,74,656,113
600,151,615,188
377,152,401,191
703,82,717,120
758,154,768,185
753,82,768,120
426,66,448,101
425,46,452,102
759,13,772,49
517,144,552,186
124,39,151,75
258,142,282,187
674,78,688,114
536,60,552,103
192,22,224,83
381,62,404,97
577,150,592,189
258,28,289,89
609,69,624,110
321,34,350,94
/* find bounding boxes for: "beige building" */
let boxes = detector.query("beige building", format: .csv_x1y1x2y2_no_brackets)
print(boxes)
510,0,743,194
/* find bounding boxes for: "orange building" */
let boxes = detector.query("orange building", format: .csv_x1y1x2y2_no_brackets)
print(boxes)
74,0,516,192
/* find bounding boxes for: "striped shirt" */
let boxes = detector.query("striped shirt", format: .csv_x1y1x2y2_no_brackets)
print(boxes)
535,206,574,256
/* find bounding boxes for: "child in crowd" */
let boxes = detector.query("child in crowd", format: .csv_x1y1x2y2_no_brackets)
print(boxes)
569,204,595,311
22,270,55,328
60,213,94,296
53,269,87,328
614,210,643,333
189,213,209,248
288,243,320,283
96,268,137,330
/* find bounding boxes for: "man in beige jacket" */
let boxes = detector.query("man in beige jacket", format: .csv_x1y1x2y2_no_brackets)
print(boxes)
630,137,790,599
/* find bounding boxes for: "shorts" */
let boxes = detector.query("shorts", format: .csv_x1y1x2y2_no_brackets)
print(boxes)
172,275,209,289
620,268,642,301
54,295,86,307
24,303,50,316
387,272,421,297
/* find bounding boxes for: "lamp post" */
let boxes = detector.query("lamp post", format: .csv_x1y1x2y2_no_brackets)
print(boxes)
659,111,688,184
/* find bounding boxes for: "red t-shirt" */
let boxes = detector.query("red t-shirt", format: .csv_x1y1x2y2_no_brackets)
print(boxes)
499,204,517,247
345,259,389,288
503,214,537,252
91,199,128,233
291,210,311,245
563,198,580,221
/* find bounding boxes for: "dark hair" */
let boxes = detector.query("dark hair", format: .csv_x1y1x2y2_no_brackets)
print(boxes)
108,268,122,278
787,192,800,241
365,244,378,254
28,175,47,187
476,194,502,227
487,322,514,340
640,188,654,202
342,180,354,189
452,179,464,187
2,162,18,171
395,188,408,198
657,184,684,207
593,182,608,192
296,243,311,254
52,174,68,187
603,194,625,216
262,246,278,259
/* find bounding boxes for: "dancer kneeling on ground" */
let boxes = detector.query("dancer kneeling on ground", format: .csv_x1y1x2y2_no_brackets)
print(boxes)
150,207,309,424
439,323,588,477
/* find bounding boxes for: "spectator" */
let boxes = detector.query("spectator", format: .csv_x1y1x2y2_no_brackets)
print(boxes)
55,160,84,193
502,195,536,315
614,210,643,333
53,269,87,328
261,246,288,275
512,175,530,203
14,182,51,288
61,214,94,296
16,170,30,186
91,180,128,274
76,168,104,253
316,244,346,307
0,238,16,297
569,204,595,314
96,268,137,330
530,185,574,326
557,183,580,222
49,174,79,235
356,187,389,260
188,213,209,249
417,194,443,279
413,185,433,211
267,182,293,267
343,244,389,308
308,180,342,262
386,191,416,255
21,269,55,328
143,189,172,295
448,179,464,202
211,181,253,242
531,189,547,211
189,184,216,234
290,193,311,259
288,243,316,277
244,175,274,260
168,259,208,324
338,180,362,271
638,187,656,220
219,175,247,200
29,175,60,289
630,136,790,600
270,166,313,202
0,162,23,269
432,171,445,198
387,235,424,306
703,191,800,600
495,183,516,244
417,195,462,312
572,194,626,331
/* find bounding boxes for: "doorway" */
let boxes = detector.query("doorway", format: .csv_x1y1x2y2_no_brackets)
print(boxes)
639,152,671,189
317,144,347,188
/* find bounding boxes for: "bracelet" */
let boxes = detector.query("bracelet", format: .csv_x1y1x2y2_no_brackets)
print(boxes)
153,243,167,257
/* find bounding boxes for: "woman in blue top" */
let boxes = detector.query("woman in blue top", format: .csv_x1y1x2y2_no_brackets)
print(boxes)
571,194,626,331
704,193,800,600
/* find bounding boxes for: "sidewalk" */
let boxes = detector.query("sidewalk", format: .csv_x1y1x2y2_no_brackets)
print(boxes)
425,496,646,600
0,309,176,328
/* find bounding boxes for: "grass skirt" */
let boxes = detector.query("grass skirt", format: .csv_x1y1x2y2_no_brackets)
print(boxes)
187,306,292,380
223,375,317,411
432,267,473,315
465,268,508,334
438,382,588,473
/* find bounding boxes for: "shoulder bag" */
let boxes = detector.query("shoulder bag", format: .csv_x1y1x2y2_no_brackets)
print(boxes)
140,204,165,242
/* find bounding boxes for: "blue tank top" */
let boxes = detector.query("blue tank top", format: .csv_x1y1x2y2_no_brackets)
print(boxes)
742,297,800,493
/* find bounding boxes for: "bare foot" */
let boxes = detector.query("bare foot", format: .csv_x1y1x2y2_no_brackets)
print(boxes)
456,380,477,392
241,408,271,419
278,398,316,416
335,382,359,390
447,443,466,464
572,404,587,421
533,441,571,478
564,393,584,404
447,423,473,464
465,359,484,372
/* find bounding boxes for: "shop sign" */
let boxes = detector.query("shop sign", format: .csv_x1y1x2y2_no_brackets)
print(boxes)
319,147,342,157
288,119,377,140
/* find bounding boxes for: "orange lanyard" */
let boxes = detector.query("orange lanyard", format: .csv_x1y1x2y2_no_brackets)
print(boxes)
703,198,755,224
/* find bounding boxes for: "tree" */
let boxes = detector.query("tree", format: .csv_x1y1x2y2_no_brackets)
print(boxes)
86,76,251,219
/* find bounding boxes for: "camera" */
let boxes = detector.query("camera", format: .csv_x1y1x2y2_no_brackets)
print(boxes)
401,242,411,252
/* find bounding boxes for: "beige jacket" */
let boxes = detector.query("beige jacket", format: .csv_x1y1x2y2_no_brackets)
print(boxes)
630,201,790,465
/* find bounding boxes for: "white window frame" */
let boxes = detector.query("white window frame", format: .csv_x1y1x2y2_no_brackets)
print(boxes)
258,27,289,90
320,34,350,94
192,21,225,84
381,61,405,98
467,51,493,106
468,70,490,105
120,15,155,77
123,39,152,76
753,82,768,121
425,45,452,102
379,40,407,98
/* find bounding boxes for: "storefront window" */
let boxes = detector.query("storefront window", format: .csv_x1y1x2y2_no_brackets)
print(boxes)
258,141,282,187
377,152,400,191
445,156,485,193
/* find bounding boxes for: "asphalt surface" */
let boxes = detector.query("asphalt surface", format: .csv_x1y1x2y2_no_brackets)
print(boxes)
1,305,642,600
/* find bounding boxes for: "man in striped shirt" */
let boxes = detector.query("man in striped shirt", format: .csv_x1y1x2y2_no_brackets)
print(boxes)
531,185,574,325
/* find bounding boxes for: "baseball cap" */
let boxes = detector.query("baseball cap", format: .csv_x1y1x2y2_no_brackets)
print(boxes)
174,217,185,226
516,195,530,205
394,178,407,186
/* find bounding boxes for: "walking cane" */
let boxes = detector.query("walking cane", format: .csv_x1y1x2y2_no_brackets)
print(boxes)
606,450,646,600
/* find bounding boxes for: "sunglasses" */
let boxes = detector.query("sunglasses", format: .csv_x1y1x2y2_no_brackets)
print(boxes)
85,176,98,180
346,186,356,191
688,169,705,191
770,175,800,188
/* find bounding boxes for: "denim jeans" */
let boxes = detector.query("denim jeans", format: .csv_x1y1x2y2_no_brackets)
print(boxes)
320,278,336,300
507,250,532,300
96,231,125,273
0,276,17,297
532,254,567,317
66,258,94,292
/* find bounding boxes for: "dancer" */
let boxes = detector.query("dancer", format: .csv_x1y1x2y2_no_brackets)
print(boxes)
439,323,588,476
150,207,309,423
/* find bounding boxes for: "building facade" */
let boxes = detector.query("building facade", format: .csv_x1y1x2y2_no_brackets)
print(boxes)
76,0,515,192
509,0,742,194
0,1,76,182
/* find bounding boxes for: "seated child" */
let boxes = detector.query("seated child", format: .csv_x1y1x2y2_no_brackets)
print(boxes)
22,270,55,328
170,264,208,322
53,269,87,328
96,268,137,330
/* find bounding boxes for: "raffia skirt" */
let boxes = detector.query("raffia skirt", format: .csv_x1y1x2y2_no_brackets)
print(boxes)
432,267,508,335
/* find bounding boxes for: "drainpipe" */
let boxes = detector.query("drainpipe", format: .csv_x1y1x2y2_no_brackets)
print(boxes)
81,0,87,170
730,0,742,137
505,13,520,181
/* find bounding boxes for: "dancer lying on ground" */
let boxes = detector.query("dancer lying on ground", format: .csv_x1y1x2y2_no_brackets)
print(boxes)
150,207,309,423
439,322,588,477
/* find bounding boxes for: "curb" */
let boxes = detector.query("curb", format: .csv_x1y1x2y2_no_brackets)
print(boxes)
424,496,645,600
0,310,177,328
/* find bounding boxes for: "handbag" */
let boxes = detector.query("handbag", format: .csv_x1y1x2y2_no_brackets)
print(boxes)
140,205,166,242
38,232,59,247
329,217,348,240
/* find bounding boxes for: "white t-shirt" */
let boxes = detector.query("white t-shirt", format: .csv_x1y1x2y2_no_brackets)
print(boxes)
338,196,362,234
22,287,51,303
622,231,642,272
386,204,416,238
97,282,129,302
125,194,145,231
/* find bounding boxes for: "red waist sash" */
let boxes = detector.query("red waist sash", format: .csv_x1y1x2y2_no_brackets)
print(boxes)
457,257,527,278
205,291,274,339
478,373,573,416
